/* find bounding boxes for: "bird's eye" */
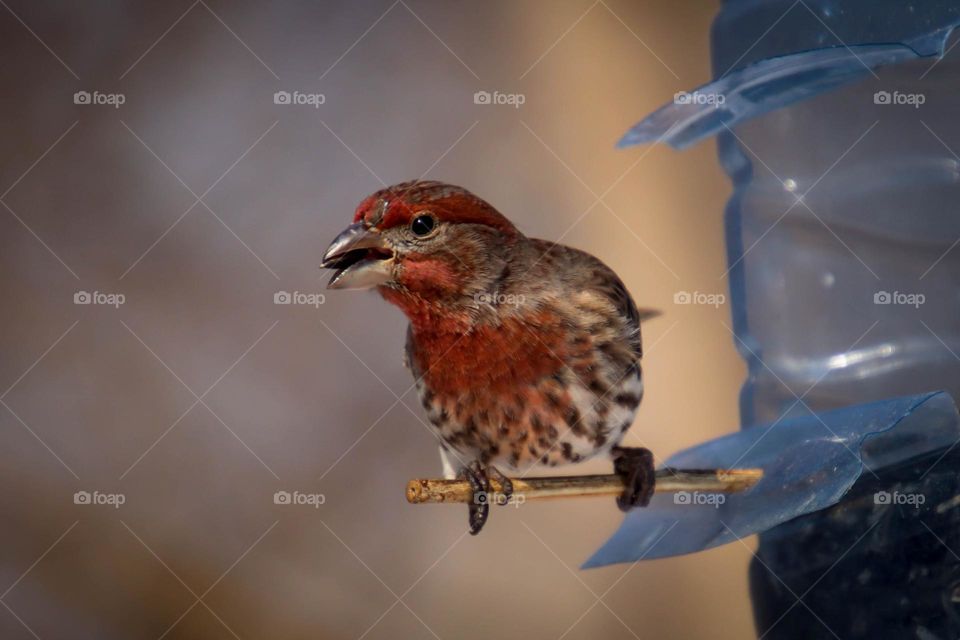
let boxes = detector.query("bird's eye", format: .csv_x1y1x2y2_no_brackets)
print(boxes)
410,214,437,237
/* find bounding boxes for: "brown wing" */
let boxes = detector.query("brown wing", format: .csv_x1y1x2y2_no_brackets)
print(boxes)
526,239,652,359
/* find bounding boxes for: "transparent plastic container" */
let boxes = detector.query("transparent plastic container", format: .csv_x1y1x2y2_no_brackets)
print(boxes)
602,2,960,636
723,45,960,428
712,2,960,637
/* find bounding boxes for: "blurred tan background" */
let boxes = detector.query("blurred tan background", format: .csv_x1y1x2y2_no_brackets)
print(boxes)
0,1,749,638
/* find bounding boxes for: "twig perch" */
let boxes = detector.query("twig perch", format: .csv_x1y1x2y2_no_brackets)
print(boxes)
406,468,763,504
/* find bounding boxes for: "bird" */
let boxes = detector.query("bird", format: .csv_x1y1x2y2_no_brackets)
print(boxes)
322,180,657,534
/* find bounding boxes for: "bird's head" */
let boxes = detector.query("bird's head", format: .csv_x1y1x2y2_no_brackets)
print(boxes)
321,181,520,327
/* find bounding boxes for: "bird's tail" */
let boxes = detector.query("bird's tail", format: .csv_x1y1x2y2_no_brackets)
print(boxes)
637,308,662,322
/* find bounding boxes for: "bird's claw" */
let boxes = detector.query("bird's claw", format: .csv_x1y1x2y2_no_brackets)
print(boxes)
461,461,514,535
461,462,490,535
485,464,514,504
613,446,655,512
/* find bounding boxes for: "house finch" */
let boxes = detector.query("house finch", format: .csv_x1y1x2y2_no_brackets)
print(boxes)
322,180,656,534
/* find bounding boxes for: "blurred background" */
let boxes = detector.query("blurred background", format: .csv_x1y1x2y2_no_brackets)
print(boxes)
0,1,748,638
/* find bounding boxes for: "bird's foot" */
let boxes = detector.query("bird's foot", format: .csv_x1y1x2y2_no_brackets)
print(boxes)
461,461,490,535
460,461,514,534
612,446,655,512
485,464,514,505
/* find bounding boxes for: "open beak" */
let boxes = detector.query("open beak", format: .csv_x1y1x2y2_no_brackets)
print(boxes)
321,222,395,290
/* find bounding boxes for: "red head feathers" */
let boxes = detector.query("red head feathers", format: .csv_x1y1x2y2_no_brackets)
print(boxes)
353,180,517,236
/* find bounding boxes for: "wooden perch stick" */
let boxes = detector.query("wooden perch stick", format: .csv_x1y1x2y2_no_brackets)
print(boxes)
406,468,763,504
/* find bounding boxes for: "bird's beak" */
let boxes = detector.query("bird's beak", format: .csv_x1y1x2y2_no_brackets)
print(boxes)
321,222,395,290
